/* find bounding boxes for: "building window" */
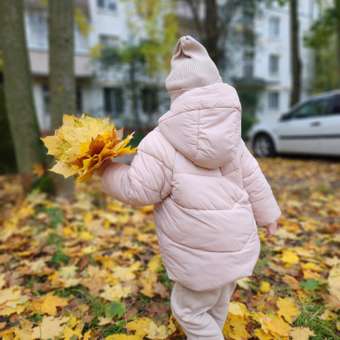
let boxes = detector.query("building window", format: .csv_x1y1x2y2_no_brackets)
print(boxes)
97,0,117,11
268,91,280,110
269,54,279,76
99,34,118,47
27,11,48,49
104,87,124,116
75,28,89,53
243,50,254,77
269,16,280,39
141,87,159,115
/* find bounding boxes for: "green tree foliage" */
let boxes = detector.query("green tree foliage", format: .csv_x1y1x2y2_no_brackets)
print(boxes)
305,0,340,91
94,0,178,76
127,0,179,76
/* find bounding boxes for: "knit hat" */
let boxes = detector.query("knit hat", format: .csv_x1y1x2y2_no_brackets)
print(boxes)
165,35,222,102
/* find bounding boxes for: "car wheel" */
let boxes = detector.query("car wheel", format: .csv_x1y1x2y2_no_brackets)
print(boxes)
253,133,276,157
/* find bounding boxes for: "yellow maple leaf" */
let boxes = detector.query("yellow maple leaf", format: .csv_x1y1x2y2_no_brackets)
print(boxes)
41,114,136,182
259,281,271,293
228,302,250,318
301,262,321,272
281,249,299,266
0,286,28,316
147,322,169,339
290,326,315,340
148,255,162,272
63,320,83,340
254,328,274,340
266,315,291,337
14,327,33,340
112,264,140,282
0,286,23,305
277,297,300,323
127,317,152,337
140,271,158,297
31,294,69,316
32,316,68,340
223,316,249,340
79,230,94,241
303,269,321,280
105,335,142,340
126,317,174,340
100,283,131,301
223,302,250,340
320,309,337,320
253,312,291,337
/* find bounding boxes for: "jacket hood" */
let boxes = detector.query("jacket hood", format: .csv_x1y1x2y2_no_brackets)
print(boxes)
159,83,241,169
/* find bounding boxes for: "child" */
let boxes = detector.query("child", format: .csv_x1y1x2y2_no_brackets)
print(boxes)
99,36,281,340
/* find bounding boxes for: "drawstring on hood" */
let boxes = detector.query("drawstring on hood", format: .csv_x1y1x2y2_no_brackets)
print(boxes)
166,36,222,103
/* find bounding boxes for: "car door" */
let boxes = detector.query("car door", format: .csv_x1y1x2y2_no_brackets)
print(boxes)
317,94,340,155
274,98,330,154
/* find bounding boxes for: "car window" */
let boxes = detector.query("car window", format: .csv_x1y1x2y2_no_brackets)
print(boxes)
290,98,329,119
328,95,340,115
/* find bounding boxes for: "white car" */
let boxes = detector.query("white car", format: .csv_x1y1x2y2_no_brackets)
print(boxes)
249,91,340,157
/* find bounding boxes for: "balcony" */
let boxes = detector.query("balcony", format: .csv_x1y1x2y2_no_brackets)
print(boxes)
29,50,92,77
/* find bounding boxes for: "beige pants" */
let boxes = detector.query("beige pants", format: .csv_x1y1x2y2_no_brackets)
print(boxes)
171,281,236,340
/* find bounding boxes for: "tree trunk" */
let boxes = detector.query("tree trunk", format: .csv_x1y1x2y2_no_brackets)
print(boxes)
0,0,44,191
335,0,340,87
49,0,76,127
204,0,220,66
289,0,302,106
182,0,247,75
129,60,141,127
49,0,76,198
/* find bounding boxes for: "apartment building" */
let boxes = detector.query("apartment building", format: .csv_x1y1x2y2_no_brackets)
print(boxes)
26,0,318,131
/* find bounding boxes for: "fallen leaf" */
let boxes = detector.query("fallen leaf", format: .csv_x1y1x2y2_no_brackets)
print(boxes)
290,326,315,340
32,316,68,339
277,297,299,323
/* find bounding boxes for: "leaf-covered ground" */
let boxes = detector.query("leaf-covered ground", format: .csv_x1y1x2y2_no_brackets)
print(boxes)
0,158,339,339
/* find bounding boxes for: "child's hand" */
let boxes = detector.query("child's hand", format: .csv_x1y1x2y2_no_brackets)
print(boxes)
96,159,113,176
266,221,279,236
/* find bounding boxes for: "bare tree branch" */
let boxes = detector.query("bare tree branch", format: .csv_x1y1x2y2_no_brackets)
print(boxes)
181,0,204,35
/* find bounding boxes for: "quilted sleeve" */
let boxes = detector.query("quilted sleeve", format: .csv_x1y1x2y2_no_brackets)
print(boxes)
239,141,281,226
101,129,174,207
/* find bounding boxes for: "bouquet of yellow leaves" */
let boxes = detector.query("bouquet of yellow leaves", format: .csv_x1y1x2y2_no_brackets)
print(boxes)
41,114,136,182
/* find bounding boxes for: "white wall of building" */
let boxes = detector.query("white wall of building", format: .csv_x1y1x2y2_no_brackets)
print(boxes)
253,1,317,122
88,0,128,46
